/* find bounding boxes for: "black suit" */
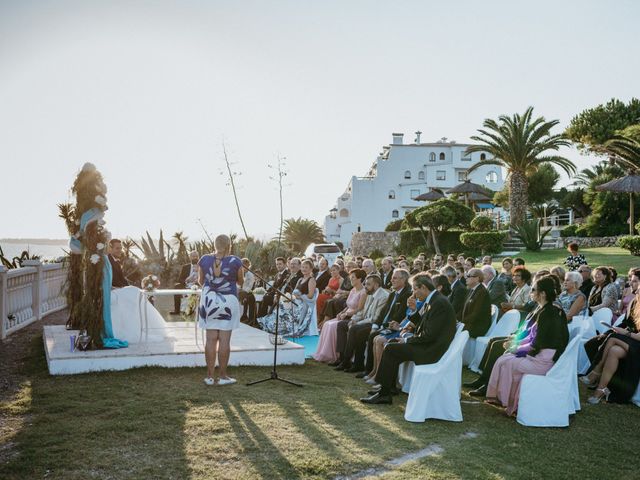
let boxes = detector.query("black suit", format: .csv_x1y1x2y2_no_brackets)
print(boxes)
285,271,303,294
375,291,457,394
364,285,412,373
108,254,129,288
459,284,492,338
173,263,196,312
580,278,594,298
258,268,290,317
315,270,331,293
379,268,394,290
448,279,467,318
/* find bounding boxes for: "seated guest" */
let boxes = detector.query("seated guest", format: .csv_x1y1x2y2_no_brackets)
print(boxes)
361,269,413,376
550,265,566,284
315,257,331,293
445,265,467,317
316,264,343,326
578,265,594,297
513,257,525,267
581,279,640,404
313,269,367,364
238,258,257,326
564,242,588,272
620,268,640,313
482,255,493,266
337,274,390,373
454,261,466,286
360,274,457,404
257,257,289,317
485,276,569,415
171,250,200,314
497,257,515,294
457,254,466,264
500,267,532,315
322,261,357,322
361,258,376,276
588,266,618,316
433,254,444,269
398,259,410,271
459,268,492,338
558,271,587,322
447,255,456,267
108,238,130,288
482,265,508,313
609,266,621,299
379,256,395,290
410,259,424,275
355,256,364,268
431,274,451,296
463,257,476,275
284,257,303,293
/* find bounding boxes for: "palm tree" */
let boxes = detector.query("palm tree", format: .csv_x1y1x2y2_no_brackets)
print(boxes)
282,217,325,253
465,107,576,227
572,161,609,188
604,126,640,172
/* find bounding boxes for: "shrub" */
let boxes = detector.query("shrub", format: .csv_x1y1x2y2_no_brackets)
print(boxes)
470,215,493,232
369,248,385,260
513,219,552,252
460,231,507,255
618,236,640,256
385,219,404,232
560,224,579,238
397,229,464,256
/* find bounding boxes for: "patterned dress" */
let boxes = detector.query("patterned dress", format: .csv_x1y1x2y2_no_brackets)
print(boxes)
564,253,588,272
198,254,243,331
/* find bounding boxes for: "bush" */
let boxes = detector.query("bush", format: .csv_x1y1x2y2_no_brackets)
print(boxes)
513,219,552,252
560,224,579,238
397,229,464,256
385,219,404,232
618,236,640,256
459,231,507,255
470,215,493,232
369,248,385,260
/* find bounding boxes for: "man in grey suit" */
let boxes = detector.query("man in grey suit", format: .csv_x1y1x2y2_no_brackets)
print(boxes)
481,265,507,317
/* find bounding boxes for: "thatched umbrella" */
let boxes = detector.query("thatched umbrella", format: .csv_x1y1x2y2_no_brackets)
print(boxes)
446,180,490,206
414,189,445,202
596,174,640,235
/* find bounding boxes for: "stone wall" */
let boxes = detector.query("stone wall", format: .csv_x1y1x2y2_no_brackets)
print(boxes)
350,232,400,256
562,236,623,248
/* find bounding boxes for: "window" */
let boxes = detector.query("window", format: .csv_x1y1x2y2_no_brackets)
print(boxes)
429,152,436,162
457,171,466,182
480,153,486,161
436,170,446,180
486,171,498,183
404,170,411,179
411,189,420,199
392,210,399,218
439,152,446,161
339,208,349,217
418,171,425,180
388,190,396,199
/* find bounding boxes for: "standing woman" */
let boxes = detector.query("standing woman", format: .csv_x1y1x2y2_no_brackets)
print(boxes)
198,234,244,386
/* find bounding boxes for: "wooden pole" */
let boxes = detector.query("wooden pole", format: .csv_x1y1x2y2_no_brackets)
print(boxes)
630,192,635,235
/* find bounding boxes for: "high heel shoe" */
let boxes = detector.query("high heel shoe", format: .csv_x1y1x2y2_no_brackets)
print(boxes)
587,387,611,404
579,372,599,386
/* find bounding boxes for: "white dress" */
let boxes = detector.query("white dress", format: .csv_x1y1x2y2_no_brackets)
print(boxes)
110,286,170,343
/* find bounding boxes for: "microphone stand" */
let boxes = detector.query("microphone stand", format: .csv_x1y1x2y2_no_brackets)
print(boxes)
245,267,304,387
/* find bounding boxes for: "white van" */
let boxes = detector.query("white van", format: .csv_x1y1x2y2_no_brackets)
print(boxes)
304,243,342,266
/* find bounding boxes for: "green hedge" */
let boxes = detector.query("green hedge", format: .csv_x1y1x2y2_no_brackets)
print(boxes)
397,229,465,256
471,215,493,232
385,219,404,232
460,231,508,255
618,236,640,256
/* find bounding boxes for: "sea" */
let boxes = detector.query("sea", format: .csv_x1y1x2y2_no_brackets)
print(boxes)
0,241,68,262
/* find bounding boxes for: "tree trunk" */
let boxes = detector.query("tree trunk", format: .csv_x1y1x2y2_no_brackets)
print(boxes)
416,224,431,251
509,171,529,227
431,228,441,255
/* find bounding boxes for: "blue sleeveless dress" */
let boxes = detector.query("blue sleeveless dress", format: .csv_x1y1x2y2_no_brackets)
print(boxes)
198,254,243,330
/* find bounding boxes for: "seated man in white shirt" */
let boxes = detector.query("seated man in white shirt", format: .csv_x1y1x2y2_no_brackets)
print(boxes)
171,250,199,314
239,257,257,326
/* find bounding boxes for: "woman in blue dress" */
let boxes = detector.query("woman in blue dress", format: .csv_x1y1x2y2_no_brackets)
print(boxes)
198,234,244,386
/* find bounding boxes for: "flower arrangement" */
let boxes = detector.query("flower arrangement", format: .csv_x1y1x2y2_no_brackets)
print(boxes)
183,292,200,318
252,286,266,296
141,274,160,291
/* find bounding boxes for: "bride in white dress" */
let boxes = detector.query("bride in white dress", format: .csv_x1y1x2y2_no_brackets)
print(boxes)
110,286,170,343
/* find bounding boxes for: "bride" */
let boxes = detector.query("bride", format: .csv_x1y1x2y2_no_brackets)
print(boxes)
110,286,171,343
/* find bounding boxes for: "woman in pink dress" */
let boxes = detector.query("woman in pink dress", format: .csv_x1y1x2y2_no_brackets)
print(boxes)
313,269,367,363
486,275,569,416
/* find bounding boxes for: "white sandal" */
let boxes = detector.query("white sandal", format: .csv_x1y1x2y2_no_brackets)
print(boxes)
204,377,215,386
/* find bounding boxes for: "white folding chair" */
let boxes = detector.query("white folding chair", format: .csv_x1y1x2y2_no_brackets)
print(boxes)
403,331,469,423
462,305,498,366
592,308,613,334
574,315,597,375
468,309,521,373
517,335,581,427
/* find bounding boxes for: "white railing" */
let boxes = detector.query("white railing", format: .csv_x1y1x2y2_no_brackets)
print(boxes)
0,260,68,339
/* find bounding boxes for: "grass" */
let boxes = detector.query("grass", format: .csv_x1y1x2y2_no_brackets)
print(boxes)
2,332,640,480
502,247,636,273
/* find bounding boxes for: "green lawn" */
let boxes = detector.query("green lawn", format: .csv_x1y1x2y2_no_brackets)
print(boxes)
500,247,637,273
1,333,640,480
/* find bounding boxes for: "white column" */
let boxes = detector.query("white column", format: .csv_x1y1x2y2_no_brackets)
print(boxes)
0,266,7,339
23,260,43,320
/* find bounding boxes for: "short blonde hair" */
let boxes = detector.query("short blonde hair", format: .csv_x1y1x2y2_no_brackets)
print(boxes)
214,234,231,254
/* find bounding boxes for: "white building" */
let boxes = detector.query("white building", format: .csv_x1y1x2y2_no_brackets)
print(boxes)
324,132,505,248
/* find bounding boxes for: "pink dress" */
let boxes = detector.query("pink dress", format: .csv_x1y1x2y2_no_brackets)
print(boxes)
486,349,556,416
313,287,366,363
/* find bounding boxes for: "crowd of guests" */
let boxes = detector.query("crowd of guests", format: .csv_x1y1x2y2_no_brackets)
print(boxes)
247,242,640,414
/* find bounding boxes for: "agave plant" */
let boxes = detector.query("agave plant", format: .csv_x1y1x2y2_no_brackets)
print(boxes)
131,230,176,285
513,219,552,252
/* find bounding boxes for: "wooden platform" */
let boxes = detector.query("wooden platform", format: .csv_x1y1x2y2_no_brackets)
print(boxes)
43,322,305,375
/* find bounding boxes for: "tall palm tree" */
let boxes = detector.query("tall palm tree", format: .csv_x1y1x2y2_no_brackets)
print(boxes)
572,161,609,188
604,126,640,172
465,107,576,227
282,217,325,253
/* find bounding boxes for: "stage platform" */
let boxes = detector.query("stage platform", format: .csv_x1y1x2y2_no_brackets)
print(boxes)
43,322,305,375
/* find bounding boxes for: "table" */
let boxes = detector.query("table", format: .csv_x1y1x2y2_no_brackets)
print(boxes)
139,288,202,345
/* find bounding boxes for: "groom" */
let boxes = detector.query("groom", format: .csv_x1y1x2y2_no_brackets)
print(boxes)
108,239,130,288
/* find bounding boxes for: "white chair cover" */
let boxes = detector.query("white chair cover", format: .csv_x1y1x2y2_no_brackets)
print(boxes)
402,331,469,423
516,335,581,427
468,309,521,373
614,313,625,327
592,308,613,334
632,380,640,407
574,315,597,375
462,304,498,366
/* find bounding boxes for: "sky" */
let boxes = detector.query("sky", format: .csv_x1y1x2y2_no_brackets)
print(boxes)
1,0,639,241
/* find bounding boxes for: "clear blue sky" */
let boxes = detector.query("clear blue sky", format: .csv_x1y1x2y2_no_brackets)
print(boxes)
1,0,638,240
